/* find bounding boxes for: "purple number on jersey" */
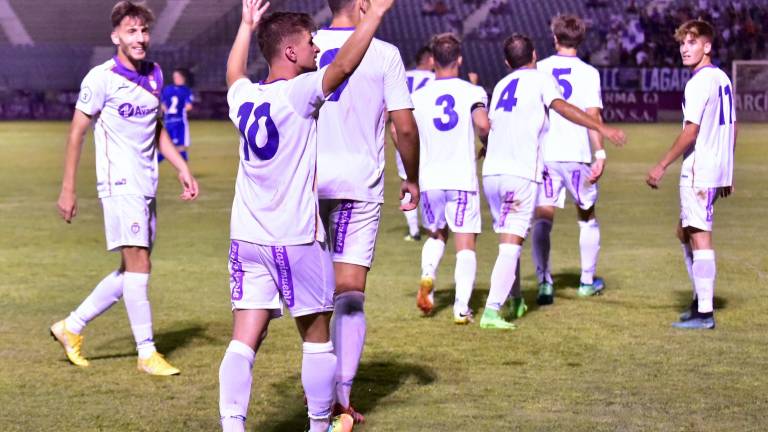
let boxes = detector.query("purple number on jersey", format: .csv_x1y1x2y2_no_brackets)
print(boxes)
718,84,733,125
433,94,459,131
319,49,349,102
495,78,519,112
237,102,279,161
552,68,573,100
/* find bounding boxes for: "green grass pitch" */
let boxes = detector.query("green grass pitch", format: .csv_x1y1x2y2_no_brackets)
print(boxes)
0,121,766,431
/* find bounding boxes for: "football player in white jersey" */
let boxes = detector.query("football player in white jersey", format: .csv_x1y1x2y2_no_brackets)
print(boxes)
531,14,621,305
646,20,735,330
480,34,626,330
51,1,198,376
411,33,489,324
312,0,420,423
218,1,394,431
395,45,434,241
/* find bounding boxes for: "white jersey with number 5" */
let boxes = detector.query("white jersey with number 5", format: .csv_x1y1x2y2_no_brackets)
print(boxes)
227,69,327,246
412,78,487,192
680,65,735,188
313,28,413,203
483,68,563,182
537,54,602,163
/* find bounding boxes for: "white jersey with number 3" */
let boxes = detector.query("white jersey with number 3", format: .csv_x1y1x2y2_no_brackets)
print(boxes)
227,69,327,246
483,68,563,182
313,28,413,203
537,54,602,163
412,78,487,192
680,65,735,188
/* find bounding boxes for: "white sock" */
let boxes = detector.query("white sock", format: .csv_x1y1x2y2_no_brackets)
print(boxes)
332,291,365,409
692,249,716,314
578,218,601,285
531,218,553,284
681,243,695,294
421,238,445,279
219,340,255,432
453,249,477,314
303,341,336,432
66,271,124,334
485,244,522,310
123,272,156,359
402,193,420,236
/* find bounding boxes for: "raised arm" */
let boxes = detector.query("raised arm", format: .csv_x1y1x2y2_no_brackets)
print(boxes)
646,121,699,189
226,0,270,88
57,109,92,223
321,0,395,96
550,99,626,147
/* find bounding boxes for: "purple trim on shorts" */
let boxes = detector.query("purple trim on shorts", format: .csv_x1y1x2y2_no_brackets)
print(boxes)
229,241,244,301
455,191,468,227
499,191,515,226
422,192,435,224
571,170,582,206
543,168,554,198
706,188,715,222
271,246,295,307
334,201,354,254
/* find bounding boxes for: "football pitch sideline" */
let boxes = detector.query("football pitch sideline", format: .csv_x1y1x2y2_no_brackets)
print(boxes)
0,121,766,431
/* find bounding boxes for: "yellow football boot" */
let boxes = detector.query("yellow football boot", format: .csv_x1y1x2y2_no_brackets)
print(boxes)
50,320,90,367
137,352,180,376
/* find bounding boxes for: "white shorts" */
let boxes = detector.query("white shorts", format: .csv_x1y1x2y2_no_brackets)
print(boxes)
680,186,720,232
420,190,481,234
228,240,335,317
483,175,537,238
537,162,599,210
319,199,381,268
100,195,156,251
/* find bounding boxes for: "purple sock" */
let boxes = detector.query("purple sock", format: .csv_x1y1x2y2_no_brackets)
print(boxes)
332,291,366,409
532,218,553,284
303,341,336,432
219,340,255,432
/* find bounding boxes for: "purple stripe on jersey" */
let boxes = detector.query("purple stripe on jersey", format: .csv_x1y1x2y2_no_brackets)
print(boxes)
334,201,354,254
422,192,435,224
229,241,244,301
110,56,162,97
706,188,715,222
271,246,295,307
455,191,468,227
499,191,515,226
543,168,554,198
321,26,355,31
571,170,582,206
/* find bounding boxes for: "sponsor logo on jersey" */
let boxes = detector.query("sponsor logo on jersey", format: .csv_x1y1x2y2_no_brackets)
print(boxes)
118,103,158,118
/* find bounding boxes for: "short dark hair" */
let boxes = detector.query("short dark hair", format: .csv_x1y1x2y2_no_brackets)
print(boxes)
550,14,586,48
111,1,155,28
503,33,534,70
327,0,355,14
430,33,461,68
674,19,715,43
414,45,433,65
257,12,315,62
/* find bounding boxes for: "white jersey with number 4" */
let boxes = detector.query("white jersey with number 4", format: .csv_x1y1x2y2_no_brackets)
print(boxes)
227,69,327,246
483,68,563,182
313,28,413,203
679,65,735,188
406,69,435,94
412,77,487,192
76,57,163,198
537,54,602,163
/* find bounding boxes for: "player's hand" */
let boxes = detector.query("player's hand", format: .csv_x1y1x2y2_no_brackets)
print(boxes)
241,0,270,31
468,72,479,85
178,170,199,200
400,179,419,211
588,158,605,184
646,163,666,189
719,186,733,198
369,0,396,16
600,125,626,147
57,189,78,223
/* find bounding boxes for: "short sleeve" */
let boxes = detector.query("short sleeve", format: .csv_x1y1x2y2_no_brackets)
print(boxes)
541,73,564,107
472,85,489,109
584,69,603,109
75,69,106,116
227,77,254,110
383,47,414,111
186,89,195,105
285,67,327,118
683,78,708,125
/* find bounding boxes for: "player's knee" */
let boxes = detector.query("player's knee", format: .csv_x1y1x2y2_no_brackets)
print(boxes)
121,247,151,273
336,279,365,294
534,206,555,220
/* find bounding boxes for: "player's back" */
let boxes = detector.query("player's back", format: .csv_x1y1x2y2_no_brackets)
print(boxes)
412,78,486,192
537,54,602,163
680,65,735,187
226,72,326,246
406,69,435,94
162,85,192,124
313,28,412,203
483,68,562,182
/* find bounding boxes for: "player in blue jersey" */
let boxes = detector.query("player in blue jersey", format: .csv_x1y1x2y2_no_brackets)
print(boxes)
160,68,194,161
